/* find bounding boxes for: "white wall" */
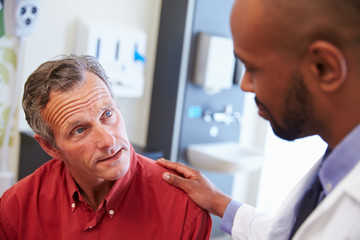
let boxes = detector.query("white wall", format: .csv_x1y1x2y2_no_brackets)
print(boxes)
256,127,327,216
18,0,162,148
236,93,327,216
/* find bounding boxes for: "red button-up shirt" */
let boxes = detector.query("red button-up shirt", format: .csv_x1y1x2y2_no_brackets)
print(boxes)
0,146,211,239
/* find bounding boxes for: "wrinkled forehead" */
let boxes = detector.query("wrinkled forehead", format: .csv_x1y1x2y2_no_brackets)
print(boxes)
42,72,113,128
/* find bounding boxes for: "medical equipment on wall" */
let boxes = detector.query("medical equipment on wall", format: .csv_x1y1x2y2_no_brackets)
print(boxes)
75,19,147,98
0,0,40,194
4,0,39,38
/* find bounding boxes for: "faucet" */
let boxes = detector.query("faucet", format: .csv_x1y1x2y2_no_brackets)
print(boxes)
203,104,242,125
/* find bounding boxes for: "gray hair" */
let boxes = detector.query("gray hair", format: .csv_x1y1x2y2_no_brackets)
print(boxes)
22,54,113,146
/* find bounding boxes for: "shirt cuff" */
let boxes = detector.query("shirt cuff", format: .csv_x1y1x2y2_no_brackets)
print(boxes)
220,199,242,235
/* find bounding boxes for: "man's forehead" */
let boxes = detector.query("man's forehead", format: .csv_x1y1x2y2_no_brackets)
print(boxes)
231,0,293,58
231,1,267,53
42,74,112,128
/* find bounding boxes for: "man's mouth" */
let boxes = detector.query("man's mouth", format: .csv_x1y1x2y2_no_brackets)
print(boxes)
98,148,123,162
255,97,268,118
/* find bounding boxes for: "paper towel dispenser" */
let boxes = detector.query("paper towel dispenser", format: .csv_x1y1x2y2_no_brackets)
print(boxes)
192,32,236,94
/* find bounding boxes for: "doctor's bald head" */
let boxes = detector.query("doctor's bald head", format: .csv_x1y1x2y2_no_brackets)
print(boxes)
230,0,360,145
231,0,360,58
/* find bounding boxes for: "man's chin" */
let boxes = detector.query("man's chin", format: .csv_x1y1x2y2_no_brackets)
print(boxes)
269,122,297,141
99,157,130,181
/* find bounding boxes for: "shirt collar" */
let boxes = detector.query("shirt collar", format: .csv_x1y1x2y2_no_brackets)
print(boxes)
319,123,360,194
65,144,138,214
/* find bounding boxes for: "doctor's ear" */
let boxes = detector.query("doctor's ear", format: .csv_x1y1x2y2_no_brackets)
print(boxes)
34,134,61,159
308,40,348,92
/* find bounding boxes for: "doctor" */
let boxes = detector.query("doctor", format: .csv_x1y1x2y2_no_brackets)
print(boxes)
157,0,360,239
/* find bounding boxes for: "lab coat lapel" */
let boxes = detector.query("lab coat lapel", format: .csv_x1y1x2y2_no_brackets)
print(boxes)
292,161,360,240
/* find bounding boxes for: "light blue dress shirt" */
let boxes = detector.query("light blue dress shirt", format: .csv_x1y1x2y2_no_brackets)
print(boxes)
220,123,360,235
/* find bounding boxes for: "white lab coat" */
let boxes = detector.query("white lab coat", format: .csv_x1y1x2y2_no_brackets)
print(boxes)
231,160,360,240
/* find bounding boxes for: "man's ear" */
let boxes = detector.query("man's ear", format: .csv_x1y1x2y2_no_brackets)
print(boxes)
34,134,61,159
308,40,347,92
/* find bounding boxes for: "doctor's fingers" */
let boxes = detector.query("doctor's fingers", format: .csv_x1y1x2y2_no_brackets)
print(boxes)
157,158,202,179
161,172,194,191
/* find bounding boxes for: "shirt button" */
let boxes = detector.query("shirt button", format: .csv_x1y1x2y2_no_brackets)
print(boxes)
71,203,76,209
325,183,333,192
109,209,114,215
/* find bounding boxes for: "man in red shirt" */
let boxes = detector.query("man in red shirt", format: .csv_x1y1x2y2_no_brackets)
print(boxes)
0,55,211,239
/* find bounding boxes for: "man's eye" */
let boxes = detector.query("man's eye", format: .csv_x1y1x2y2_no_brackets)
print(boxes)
74,128,85,134
105,110,113,118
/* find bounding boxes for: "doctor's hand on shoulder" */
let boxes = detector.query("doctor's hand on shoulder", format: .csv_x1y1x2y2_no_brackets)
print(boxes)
156,158,232,217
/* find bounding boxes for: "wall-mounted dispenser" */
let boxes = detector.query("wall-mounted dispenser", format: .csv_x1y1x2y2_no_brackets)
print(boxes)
4,0,40,38
192,32,235,94
75,19,147,98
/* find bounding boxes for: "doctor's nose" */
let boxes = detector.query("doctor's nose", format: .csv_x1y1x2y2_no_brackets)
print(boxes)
240,71,255,93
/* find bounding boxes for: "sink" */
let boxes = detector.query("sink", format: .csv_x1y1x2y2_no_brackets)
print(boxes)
186,142,264,173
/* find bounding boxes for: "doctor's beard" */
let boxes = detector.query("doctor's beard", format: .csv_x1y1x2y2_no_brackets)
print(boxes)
255,73,316,141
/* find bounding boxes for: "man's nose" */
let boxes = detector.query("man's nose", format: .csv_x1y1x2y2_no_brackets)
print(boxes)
95,125,116,150
240,71,254,93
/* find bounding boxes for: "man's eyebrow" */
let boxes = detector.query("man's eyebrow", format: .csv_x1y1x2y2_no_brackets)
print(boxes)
66,119,84,132
101,102,113,111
